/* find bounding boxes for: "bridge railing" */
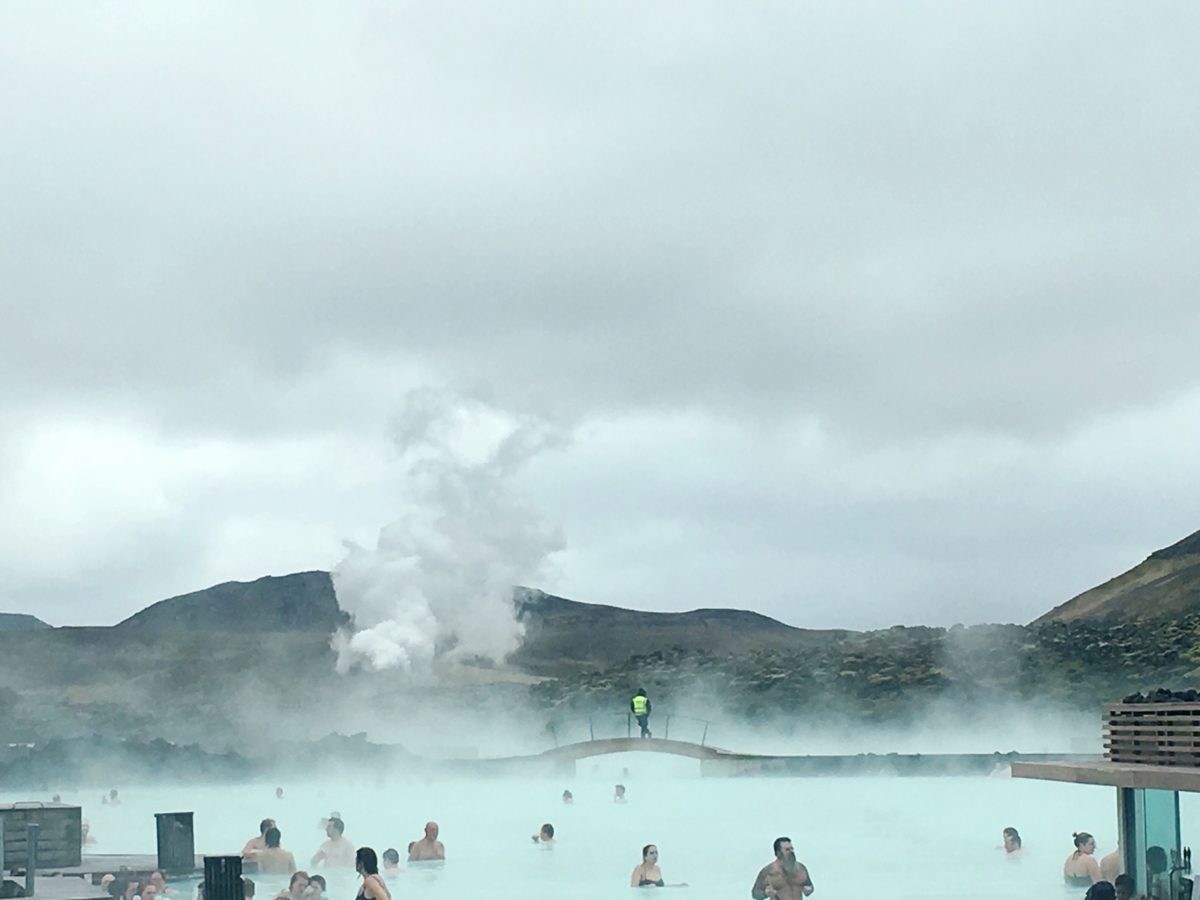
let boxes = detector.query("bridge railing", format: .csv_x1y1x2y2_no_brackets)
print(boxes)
545,713,714,748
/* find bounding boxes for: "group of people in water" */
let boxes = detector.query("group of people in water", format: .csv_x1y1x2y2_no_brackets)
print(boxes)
230,790,815,897
997,826,1150,900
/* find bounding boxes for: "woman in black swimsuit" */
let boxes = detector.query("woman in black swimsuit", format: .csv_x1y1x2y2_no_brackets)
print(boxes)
1064,832,1102,887
355,848,391,900
630,845,687,888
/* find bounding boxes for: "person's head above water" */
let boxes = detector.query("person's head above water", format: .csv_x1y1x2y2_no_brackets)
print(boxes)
326,818,345,838
306,876,324,896
1002,827,1022,852
259,819,275,836
1084,882,1116,900
423,822,439,840
1113,874,1135,900
1073,832,1096,854
355,847,379,876
614,784,626,797
1146,845,1168,875
643,845,657,861
264,827,281,849
541,824,554,840
287,872,308,893
382,848,400,866
562,790,573,803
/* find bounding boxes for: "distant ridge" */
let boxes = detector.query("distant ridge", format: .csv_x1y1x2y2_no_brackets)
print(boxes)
116,571,349,633
510,588,843,673
0,613,51,631
1034,528,1200,624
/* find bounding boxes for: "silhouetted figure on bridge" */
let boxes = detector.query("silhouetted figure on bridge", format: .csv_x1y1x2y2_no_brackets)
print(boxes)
631,688,652,738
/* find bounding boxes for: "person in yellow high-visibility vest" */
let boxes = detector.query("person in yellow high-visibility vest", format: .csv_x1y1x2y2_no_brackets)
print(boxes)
630,688,652,738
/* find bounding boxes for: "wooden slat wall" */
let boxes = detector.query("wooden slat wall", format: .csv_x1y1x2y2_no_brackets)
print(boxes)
1105,704,1200,767
0,806,83,867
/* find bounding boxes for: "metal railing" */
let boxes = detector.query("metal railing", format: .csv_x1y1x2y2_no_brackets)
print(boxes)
546,713,713,748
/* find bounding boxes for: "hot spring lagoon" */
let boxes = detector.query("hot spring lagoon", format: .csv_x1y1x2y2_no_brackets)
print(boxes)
12,751,1200,900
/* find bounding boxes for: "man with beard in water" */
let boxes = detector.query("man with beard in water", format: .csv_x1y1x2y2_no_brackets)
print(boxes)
751,837,814,899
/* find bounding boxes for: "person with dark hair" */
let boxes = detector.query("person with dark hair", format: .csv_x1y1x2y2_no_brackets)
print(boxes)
614,785,627,804
407,822,445,861
355,848,391,900
1065,833,1102,887
311,818,355,868
381,849,402,874
241,878,255,899
1146,845,1168,899
532,823,555,844
258,827,296,874
243,819,276,859
751,837,813,900
1113,873,1137,900
1084,882,1116,900
562,790,573,804
631,689,652,738
998,827,1024,855
303,875,325,900
631,844,688,888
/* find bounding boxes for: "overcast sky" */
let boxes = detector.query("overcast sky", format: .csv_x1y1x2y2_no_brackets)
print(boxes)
2,2,1199,629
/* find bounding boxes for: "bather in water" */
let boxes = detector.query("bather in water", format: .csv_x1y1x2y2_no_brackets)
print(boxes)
630,844,687,888
1064,832,1102,887
355,848,391,900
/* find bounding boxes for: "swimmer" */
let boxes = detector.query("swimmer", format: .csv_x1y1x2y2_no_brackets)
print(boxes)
381,849,402,874
311,818,355,868
275,787,284,799
614,785,627,804
1064,832,1102,887
998,827,1025,856
1113,874,1136,900
149,872,179,896
82,819,98,846
407,822,445,861
562,790,573,804
1100,846,1122,882
355,848,391,900
631,844,687,888
273,872,308,900
108,790,121,806
257,827,297,875
1084,882,1116,900
532,824,555,845
241,879,254,900
140,885,157,900
751,837,814,900
303,876,324,900
243,820,276,858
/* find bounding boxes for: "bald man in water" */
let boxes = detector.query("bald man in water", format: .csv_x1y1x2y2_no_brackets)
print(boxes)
407,822,445,861
751,838,814,900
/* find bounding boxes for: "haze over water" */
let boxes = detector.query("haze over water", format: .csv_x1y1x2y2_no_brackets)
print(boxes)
18,754,1200,900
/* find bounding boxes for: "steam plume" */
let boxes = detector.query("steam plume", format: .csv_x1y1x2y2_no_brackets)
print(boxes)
332,388,565,675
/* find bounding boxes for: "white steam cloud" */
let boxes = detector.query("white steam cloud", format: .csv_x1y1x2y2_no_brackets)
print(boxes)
331,388,566,675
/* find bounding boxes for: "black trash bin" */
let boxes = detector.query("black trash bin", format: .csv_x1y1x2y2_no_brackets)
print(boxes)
204,856,243,900
155,812,195,874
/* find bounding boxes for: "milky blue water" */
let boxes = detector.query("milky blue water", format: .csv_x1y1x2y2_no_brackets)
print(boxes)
11,752,1197,900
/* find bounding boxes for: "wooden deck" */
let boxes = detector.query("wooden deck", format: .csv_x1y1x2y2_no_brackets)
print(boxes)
3,875,110,900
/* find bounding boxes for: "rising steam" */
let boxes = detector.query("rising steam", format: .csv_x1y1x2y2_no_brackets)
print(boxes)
331,388,565,675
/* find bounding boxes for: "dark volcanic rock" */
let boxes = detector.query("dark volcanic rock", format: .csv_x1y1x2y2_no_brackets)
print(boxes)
115,571,349,633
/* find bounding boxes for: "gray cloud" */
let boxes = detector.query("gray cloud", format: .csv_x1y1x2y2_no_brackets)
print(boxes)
2,2,1199,627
